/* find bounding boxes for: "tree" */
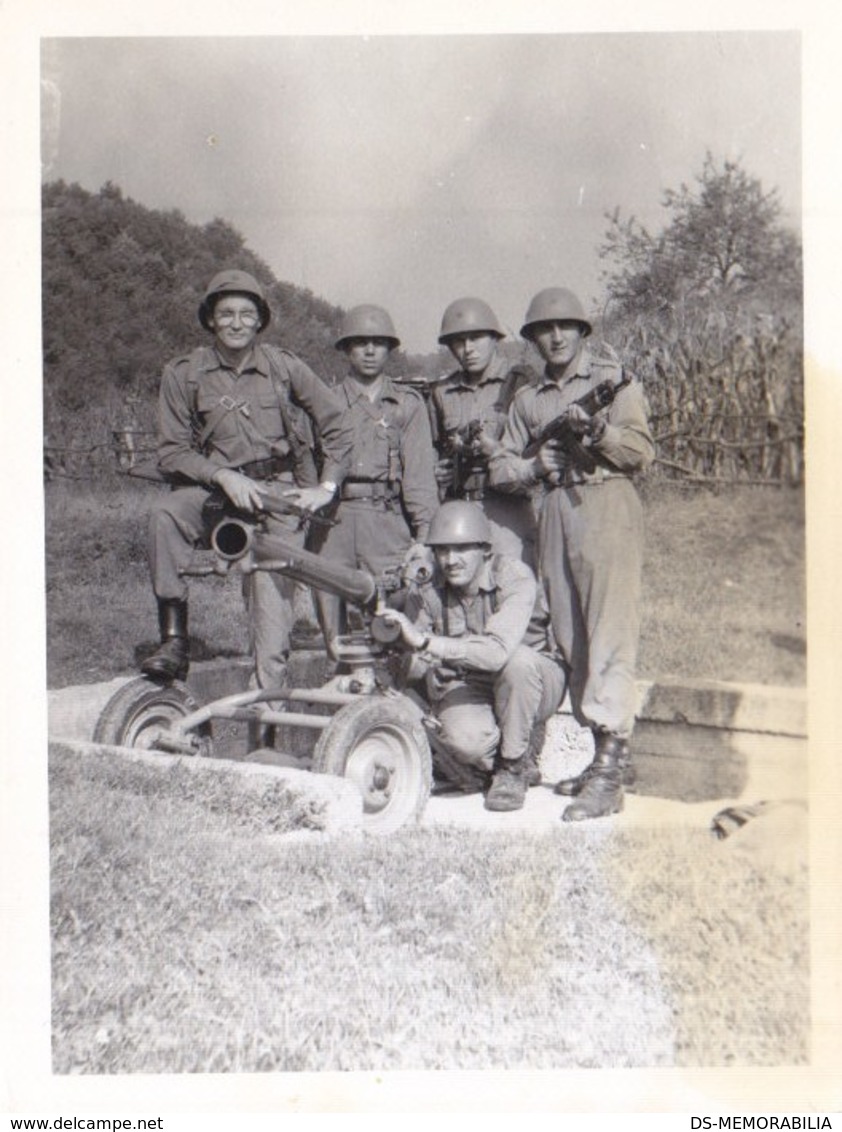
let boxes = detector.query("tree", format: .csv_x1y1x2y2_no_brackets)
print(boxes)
596,156,804,486
600,154,802,320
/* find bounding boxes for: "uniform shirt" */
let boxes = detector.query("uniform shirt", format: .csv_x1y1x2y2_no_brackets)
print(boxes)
157,343,352,487
489,349,655,490
429,351,531,449
337,374,439,540
404,554,550,674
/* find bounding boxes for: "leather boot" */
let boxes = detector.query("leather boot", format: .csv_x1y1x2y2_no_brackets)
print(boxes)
561,733,625,822
140,599,189,683
554,738,636,796
485,755,529,812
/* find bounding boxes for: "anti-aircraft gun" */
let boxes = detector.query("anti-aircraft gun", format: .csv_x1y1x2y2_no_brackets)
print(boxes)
93,513,436,833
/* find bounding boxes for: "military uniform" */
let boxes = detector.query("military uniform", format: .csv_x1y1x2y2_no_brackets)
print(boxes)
149,342,352,687
429,353,538,566
403,554,566,773
489,351,655,740
312,374,439,651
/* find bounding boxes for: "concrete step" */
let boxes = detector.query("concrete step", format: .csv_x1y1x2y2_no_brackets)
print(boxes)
48,657,807,806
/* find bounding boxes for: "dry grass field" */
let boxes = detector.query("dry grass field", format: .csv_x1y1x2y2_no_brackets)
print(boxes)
43,476,806,688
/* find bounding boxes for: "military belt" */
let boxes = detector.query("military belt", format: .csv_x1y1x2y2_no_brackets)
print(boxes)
340,479,401,503
554,468,631,488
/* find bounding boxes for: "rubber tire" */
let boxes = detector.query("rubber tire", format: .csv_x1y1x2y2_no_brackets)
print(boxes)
93,677,209,754
311,694,432,834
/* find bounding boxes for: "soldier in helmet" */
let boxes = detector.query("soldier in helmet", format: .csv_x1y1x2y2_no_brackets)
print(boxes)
489,287,655,822
310,304,439,660
382,501,566,812
141,268,352,692
429,297,538,567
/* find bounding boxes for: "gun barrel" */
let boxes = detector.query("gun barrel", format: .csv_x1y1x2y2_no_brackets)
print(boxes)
210,518,378,607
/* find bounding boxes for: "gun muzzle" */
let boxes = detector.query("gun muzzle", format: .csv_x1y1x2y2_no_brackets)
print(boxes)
211,518,383,608
210,517,254,561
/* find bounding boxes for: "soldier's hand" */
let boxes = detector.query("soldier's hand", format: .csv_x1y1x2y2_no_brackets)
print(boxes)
476,421,502,458
434,457,455,490
379,609,430,651
535,437,566,478
283,485,335,514
563,404,593,436
564,404,605,442
212,468,263,513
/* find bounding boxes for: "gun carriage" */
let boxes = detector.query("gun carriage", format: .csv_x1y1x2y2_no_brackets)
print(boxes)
94,502,437,834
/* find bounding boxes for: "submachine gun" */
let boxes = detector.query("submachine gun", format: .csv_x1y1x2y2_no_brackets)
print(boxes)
521,369,633,473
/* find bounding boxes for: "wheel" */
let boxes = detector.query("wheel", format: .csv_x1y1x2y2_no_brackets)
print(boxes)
311,694,432,833
93,677,210,754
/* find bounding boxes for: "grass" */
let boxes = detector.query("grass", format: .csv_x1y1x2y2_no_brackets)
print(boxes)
637,479,806,685
43,475,806,688
49,743,808,1073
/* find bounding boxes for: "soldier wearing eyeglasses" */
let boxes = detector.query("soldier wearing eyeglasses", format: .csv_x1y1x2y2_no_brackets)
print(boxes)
140,269,352,694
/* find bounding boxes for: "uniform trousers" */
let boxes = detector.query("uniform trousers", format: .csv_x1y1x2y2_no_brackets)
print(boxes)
537,478,643,739
147,483,302,689
430,645,566,771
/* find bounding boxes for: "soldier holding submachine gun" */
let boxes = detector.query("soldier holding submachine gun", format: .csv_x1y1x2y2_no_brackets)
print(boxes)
489,287,655,823
429,297,537,567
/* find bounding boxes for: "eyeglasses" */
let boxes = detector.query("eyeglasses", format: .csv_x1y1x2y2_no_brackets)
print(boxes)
214,310,261,327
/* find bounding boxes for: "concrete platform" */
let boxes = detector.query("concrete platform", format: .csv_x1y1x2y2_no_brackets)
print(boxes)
47,654,808,836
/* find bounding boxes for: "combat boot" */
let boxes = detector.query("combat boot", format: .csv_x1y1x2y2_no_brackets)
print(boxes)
554,738,636,796
140,599,189,683
485,755,529,812
561,733,625,822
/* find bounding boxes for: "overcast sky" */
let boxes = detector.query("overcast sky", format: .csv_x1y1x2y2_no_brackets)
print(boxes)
41,32,800,354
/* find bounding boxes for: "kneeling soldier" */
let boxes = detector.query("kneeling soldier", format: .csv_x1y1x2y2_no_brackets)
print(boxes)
383,500,566,812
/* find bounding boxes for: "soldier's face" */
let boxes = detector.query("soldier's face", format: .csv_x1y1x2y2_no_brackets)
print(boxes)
344,337,391,379
531,320,585,372
446,332,498,376
434,543,487,590
209,295,262,353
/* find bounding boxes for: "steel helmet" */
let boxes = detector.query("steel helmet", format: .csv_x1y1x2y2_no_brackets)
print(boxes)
198,270,271,331
520,288,592,340
438,297,505,344
426,501,493,547
335,304,400,350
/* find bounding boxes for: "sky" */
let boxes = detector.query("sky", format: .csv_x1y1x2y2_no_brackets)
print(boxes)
41,31,801,354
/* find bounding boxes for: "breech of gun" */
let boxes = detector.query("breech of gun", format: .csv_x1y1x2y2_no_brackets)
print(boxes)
210,518,378,606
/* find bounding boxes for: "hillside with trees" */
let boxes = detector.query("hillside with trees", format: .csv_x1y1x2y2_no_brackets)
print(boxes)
41,180,441,476
42,157,803,485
